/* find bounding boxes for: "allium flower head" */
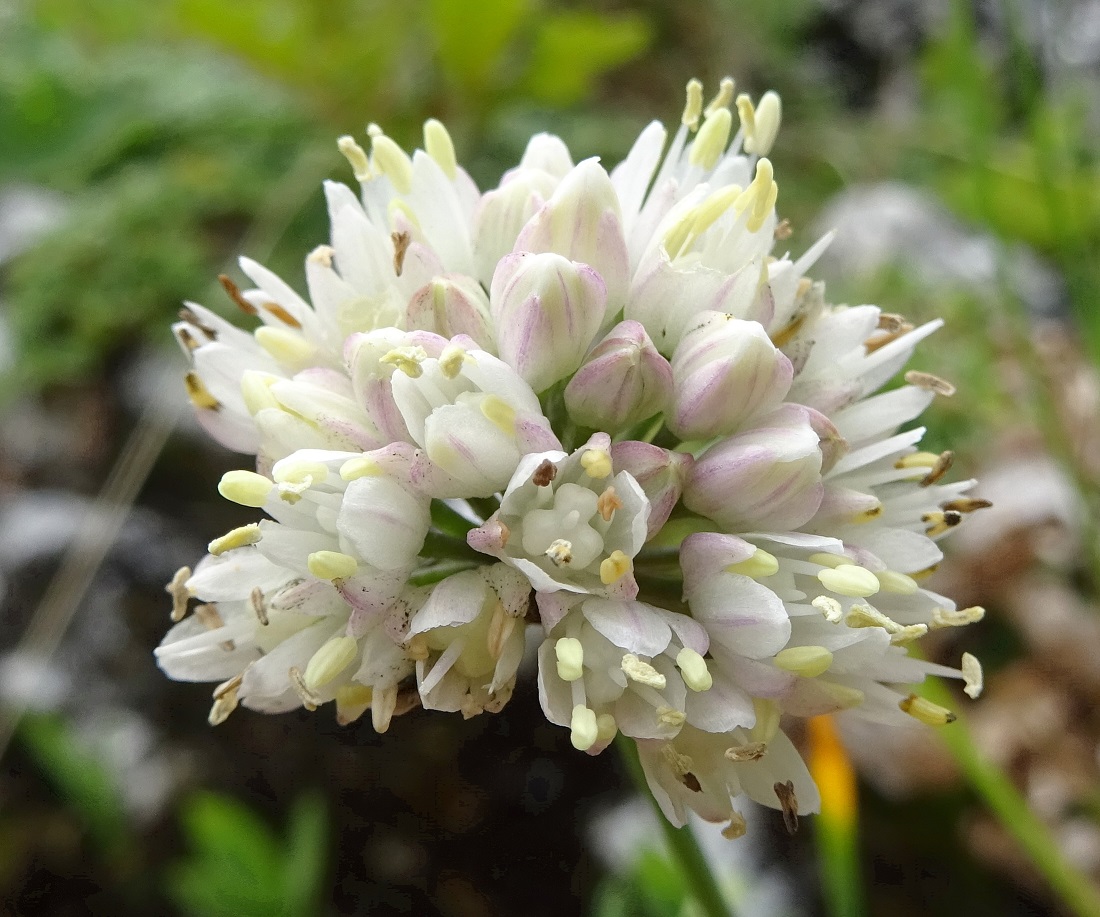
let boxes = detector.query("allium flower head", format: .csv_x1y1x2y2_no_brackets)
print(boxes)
164,78,986,838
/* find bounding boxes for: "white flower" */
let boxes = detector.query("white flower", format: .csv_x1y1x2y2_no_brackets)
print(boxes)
162,78,985,839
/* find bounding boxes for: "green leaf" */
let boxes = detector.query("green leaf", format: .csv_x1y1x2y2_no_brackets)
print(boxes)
426,0,528,93
16,713,131,857
522,11,652,107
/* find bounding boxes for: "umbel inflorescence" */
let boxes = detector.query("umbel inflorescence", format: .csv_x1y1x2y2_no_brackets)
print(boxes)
160,78,985,837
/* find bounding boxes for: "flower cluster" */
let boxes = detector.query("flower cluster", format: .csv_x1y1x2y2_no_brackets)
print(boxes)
160,78,985,837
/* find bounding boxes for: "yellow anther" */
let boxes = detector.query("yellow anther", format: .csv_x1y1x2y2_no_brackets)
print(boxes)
876,570,920,595
961,652,983,699
750,698,780,744
596,486,623,522
676,647,713,692
570,704,599,751
725,547,779,578
370,132,414,193
240,370,280,414
656,706,686,728
889,624,928,645
895,451,940,469
185,372,220,411
744,91,781,156
273,458,329,487
337,135,371,181
621,653,667,689
818,681,866,710
899,694,956,726
380,345,427,377
218,470,273,507
665,184,744,260
774,645,834,678
307,550,359,581
812,595,844,623
596,713,618,742
810,553,856,569
704,77,736,117
480,394,516,434
743,158,776,233
844,604,898,632
555,637,584,681
682,78,704,129
423,118,457,179
931,605,985,629
304,635,358,691
335,683,374,726
487,605,516,659
208,523,262,556
405,633,430,661
817,565,881,598
255,326,315,368
689,107,732,170
735,93,756,140
340,456,381,481
580,448,613,479
599,550,631,585
438,344,468,379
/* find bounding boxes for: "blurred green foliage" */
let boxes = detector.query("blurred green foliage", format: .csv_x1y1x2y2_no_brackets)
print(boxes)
168,791,328,917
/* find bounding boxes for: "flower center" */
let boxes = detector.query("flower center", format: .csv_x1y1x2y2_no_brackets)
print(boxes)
520,483,604,569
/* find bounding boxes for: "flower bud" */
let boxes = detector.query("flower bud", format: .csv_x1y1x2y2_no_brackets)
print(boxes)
564,321,673,430
472,168,559,286
406,274,494,349
515,158,629,313
490,252,606,393
684,405,825,531
608,441,693,540
669,312,792,440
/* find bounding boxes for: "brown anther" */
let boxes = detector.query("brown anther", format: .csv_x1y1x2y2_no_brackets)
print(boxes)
209,673,243,725
288,667,320,711
724,741,767,762
166,566,192,622
176,327,200,352
392,230,411,276
195,603,224,630
219,273,258,315
774,780,799,834
941,497,993,514
531,458,557,487
250,587,269,626
773,218,792,240
904,370,957,397
261,302,302,329
596,486,623,522
679,771,702,793
920,450,954,486
877,312,908,333
393,685,423,719
721,811,748,839
178,306,218,339
865,321,915,353
185,372,221,411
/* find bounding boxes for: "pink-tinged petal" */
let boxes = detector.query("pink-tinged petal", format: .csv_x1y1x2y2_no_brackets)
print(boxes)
489,251,606,392
680,532,756,592
536,592,582,633
406,274,494,349
688,574,791,659
337,475,430,571
581,599,671,657
564,320,673,430
609,442,693,540
339,569,410,637
685,671,755,732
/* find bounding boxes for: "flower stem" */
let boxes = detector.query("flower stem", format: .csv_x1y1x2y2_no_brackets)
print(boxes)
615,734,733,917
921,679,1100,917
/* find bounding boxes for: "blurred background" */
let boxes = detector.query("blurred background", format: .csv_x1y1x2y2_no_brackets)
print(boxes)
1,0,1099,914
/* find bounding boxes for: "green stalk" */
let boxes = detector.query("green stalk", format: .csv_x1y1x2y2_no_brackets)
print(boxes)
921,680,1100,917
616,735,733,917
